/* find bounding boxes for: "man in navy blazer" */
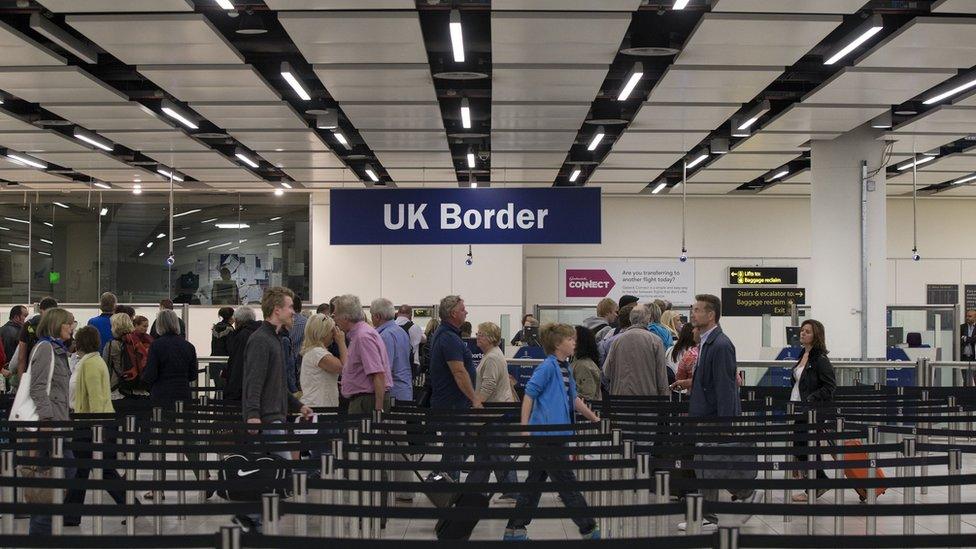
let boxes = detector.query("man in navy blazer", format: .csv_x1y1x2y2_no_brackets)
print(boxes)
680,293,761,532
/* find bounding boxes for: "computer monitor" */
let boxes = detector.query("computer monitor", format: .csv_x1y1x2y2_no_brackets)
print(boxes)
785,326,801,347
887,327,904,347
522,324,540,347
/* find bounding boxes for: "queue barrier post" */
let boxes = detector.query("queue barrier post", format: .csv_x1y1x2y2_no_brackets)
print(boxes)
920,390,929,495
783,402,795,524
125,414,137,536
866,425,879,535
635,453,649,536
833,448,844,535
219,524,241,549
0,449,13,535
623,439,635,538
332,439,348,537
151,407,164,536
262,492,280,536
654,470,670,537
91,423,104,536
763,396,773,505
293,470,308,537
322,453,335,538
609,428,622,538
902,437,916,535
806,409,817,536
369,410,382,537
51,436,64,535
175,400,187,518
717,526,740,549
685,493,703,535
949,449,962,534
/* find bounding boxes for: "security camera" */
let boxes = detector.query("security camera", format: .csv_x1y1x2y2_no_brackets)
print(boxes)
166,253,176,267
679,249,688,263
465,257,473,266
912,252,921,262
477,150,490,162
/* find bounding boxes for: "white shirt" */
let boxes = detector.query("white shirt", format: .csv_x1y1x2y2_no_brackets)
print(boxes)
790,361,806,402
300,347,339,407
395,315,426,365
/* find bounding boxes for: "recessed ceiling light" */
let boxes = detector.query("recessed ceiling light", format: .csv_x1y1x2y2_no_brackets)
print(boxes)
216,223,249,229
99,208,108,216
268,230,284,235
201,218,218,224
952,173,976,186
40,238,53,244
139,252,145,257
186,239,210,248
42,222,53,228
146,241,154,249
53,202,68,209
9,243,29,249
214,0,234,9
234,148,260,169
735,100,771,131
587,126,606,151
157,233,165,238
469,172,477,189
569,167,581,183
157,167,184,182
768,169,789,181
617,62,644,101
37,251,50,257
274,189,284,196
280,61,312,101
870,112,892,129
686,151,710,169
93,181,111,189
364,164,380,183
4,217,28,224
466,148,476,169
333,131,351,150
267,242,280,247
172,236,186,242
673,0,691,8
173,209,202,218
281,182,292,189
460,98,471,129
823,15,883,66
207,242,232,250
270,216,281,221
449,9,464,63
132,185,142,195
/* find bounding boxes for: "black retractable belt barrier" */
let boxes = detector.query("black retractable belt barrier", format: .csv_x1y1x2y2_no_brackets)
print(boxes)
238,535,714,549
0,534,216,548
739,533,976,548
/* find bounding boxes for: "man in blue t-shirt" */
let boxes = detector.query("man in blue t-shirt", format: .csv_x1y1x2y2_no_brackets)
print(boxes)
428,295,481,411
87,292,117,354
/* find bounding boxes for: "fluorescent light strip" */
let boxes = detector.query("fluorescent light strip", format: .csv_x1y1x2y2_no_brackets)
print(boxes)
924,78,976,105
824,25,883,65
267,242,280,247
0,226,8,230
37,251,50,257
737,115,762,131
897,156,936,171
161,106,198,130
365,167,379,182
333,131,351,150
216,223,249,229
99,208,108,216
270,216,281,221
275,189,284,196
186,239,210,248
4,217,28,224
201,218,218,224
952,173,976,186
280,65,312,101
40,238,53,245
157,233,166,238
449,10,465,62
651,182,667,194
9,243,28,249
587,131,605,152
0,249,9,253
281,182,292,189
139,252,145,257
569,168,581,183
42,222,53,228
73,130,113,152
214,0,234,9
7,153,46,169
235,152,259,169
460,99,471,129
769,169,789,181
157,168,184,182
268,230,284,236
93,181,111,190
673,0,690,8
207,242,232,250
173,209,201,218
172,236,186,242
466,153,476,169
228,247,240,251
617,66,644,101
146,241,154,249
53,202,68,209
686,153,709,169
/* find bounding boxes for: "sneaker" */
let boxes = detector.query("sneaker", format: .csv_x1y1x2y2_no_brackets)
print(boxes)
494,494,517,506
677,518,718,532
503,528,528,541
735,490,764,525
581,526,601,540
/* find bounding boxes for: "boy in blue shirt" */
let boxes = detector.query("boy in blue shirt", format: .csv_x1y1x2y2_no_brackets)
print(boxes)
504,323,601,541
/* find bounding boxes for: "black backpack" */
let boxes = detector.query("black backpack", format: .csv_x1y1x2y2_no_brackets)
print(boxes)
216,453,291,501
400,321,418,375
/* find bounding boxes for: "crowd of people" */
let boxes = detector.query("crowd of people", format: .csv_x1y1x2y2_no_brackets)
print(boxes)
1,288,838,539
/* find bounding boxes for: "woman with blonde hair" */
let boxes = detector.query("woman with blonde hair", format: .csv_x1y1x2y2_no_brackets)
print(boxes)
660,310,682,339
300,313,346,407
102,312,135,397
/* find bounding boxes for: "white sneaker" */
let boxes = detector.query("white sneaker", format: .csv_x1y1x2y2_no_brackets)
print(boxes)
734,490,763,525
677,518,717,532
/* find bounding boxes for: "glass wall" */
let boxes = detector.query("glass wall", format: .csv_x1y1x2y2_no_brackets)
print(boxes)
0,191,310,306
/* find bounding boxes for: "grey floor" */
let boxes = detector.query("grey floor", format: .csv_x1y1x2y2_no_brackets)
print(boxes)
8,451,976,540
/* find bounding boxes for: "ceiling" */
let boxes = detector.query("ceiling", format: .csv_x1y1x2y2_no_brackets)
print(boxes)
0,0,970,197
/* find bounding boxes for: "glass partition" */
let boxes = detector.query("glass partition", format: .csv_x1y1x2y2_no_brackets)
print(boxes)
0,203,31,302
887,305,957,385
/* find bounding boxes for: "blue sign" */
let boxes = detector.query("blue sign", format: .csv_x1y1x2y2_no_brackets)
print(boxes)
330,187,601,245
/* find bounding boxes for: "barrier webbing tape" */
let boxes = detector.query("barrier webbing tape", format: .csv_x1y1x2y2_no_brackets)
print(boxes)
668,472,976,491
14,456,321,471
332,457,637,472
0,477,291,491
844,423,972,437
242,535,713,549
706,501,976,518
142,418,364,430
370,421,602,433
0,502,257,516
279,501,683,520
634,442,899,456
604,423,836,434
60,440,337,454
739,533,976,549
838,413,976,422
919,442,976,453
0,535,216,548
361,433,613,444
657,455,946,471
340,443,625,456
624,431,866,444
66,430,347,443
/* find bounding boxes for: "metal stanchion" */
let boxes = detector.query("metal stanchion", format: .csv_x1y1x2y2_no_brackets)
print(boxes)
684,493,703,535
125,414,136,535
784,402,794,524
622,439,634,538
764,396,773,505
635,453,649,537
51,436,64,535
920,390,929,495
599,418,611,536
262,492,281,535
0,449,13,535
806,409,816,536
866,425,879,535
175,401,187,519
151,407,163,535
834,416,845,534
655,470,670,537
609,428,622,538
717,526,740,549
948,449,961,534
91,424,104,535
334,439,347,538
219,524,242,549
322,452,335,538
902,437,916,535
294,470,308,536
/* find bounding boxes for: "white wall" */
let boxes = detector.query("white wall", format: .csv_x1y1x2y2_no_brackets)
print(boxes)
309,191,524,341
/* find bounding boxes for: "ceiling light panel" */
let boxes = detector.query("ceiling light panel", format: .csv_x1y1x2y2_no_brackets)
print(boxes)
802,67,956,105
647,66,784,103
313,64,438,103
490,102,592,131
761,104,888,133
611,131,710,152
36,0,194,12
675,13,842,66
711,0,867,13
0,130,90,153
189,102,308,130
65,13,243,65
491,12,632,65
341,102,445,131
280,12,428,64
100,130,210,152
42,103,172,131
0,20,67,66
892,106,976,135
139,66,280,102
855,17,976,69
0,67,126,103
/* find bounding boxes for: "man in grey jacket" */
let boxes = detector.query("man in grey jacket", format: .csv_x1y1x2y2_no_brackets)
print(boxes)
237,286,311,534
603,304,669,396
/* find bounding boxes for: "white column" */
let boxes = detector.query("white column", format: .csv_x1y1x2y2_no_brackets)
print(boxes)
809,125,887,358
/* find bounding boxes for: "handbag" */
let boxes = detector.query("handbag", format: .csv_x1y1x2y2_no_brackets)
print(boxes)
18,462,54,504
8,345,55,429
693,441,758,481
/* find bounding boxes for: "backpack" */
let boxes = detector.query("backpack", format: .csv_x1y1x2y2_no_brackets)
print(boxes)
216,453,291,501
400,321,418,375
118,336,150,395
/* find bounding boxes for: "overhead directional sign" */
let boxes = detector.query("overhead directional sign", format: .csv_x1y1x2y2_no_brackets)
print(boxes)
729,267,798,286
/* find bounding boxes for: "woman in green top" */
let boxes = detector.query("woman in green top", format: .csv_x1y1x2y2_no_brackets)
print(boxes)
64,326,128,523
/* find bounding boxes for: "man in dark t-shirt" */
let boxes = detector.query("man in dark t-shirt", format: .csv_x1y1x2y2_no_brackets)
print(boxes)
16,297,58,375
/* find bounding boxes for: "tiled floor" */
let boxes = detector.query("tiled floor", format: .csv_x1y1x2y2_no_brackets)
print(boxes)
8,451,976,540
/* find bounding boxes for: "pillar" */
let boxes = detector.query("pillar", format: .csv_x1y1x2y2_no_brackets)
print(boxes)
809,125,887,359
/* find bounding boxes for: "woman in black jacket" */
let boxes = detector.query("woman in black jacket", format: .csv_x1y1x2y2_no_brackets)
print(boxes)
142,310,198,404
223,306,262,402
790,318,836,502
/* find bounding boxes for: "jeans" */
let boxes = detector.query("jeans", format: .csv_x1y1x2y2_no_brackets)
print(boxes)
505,441,595,535
29,449,76,535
